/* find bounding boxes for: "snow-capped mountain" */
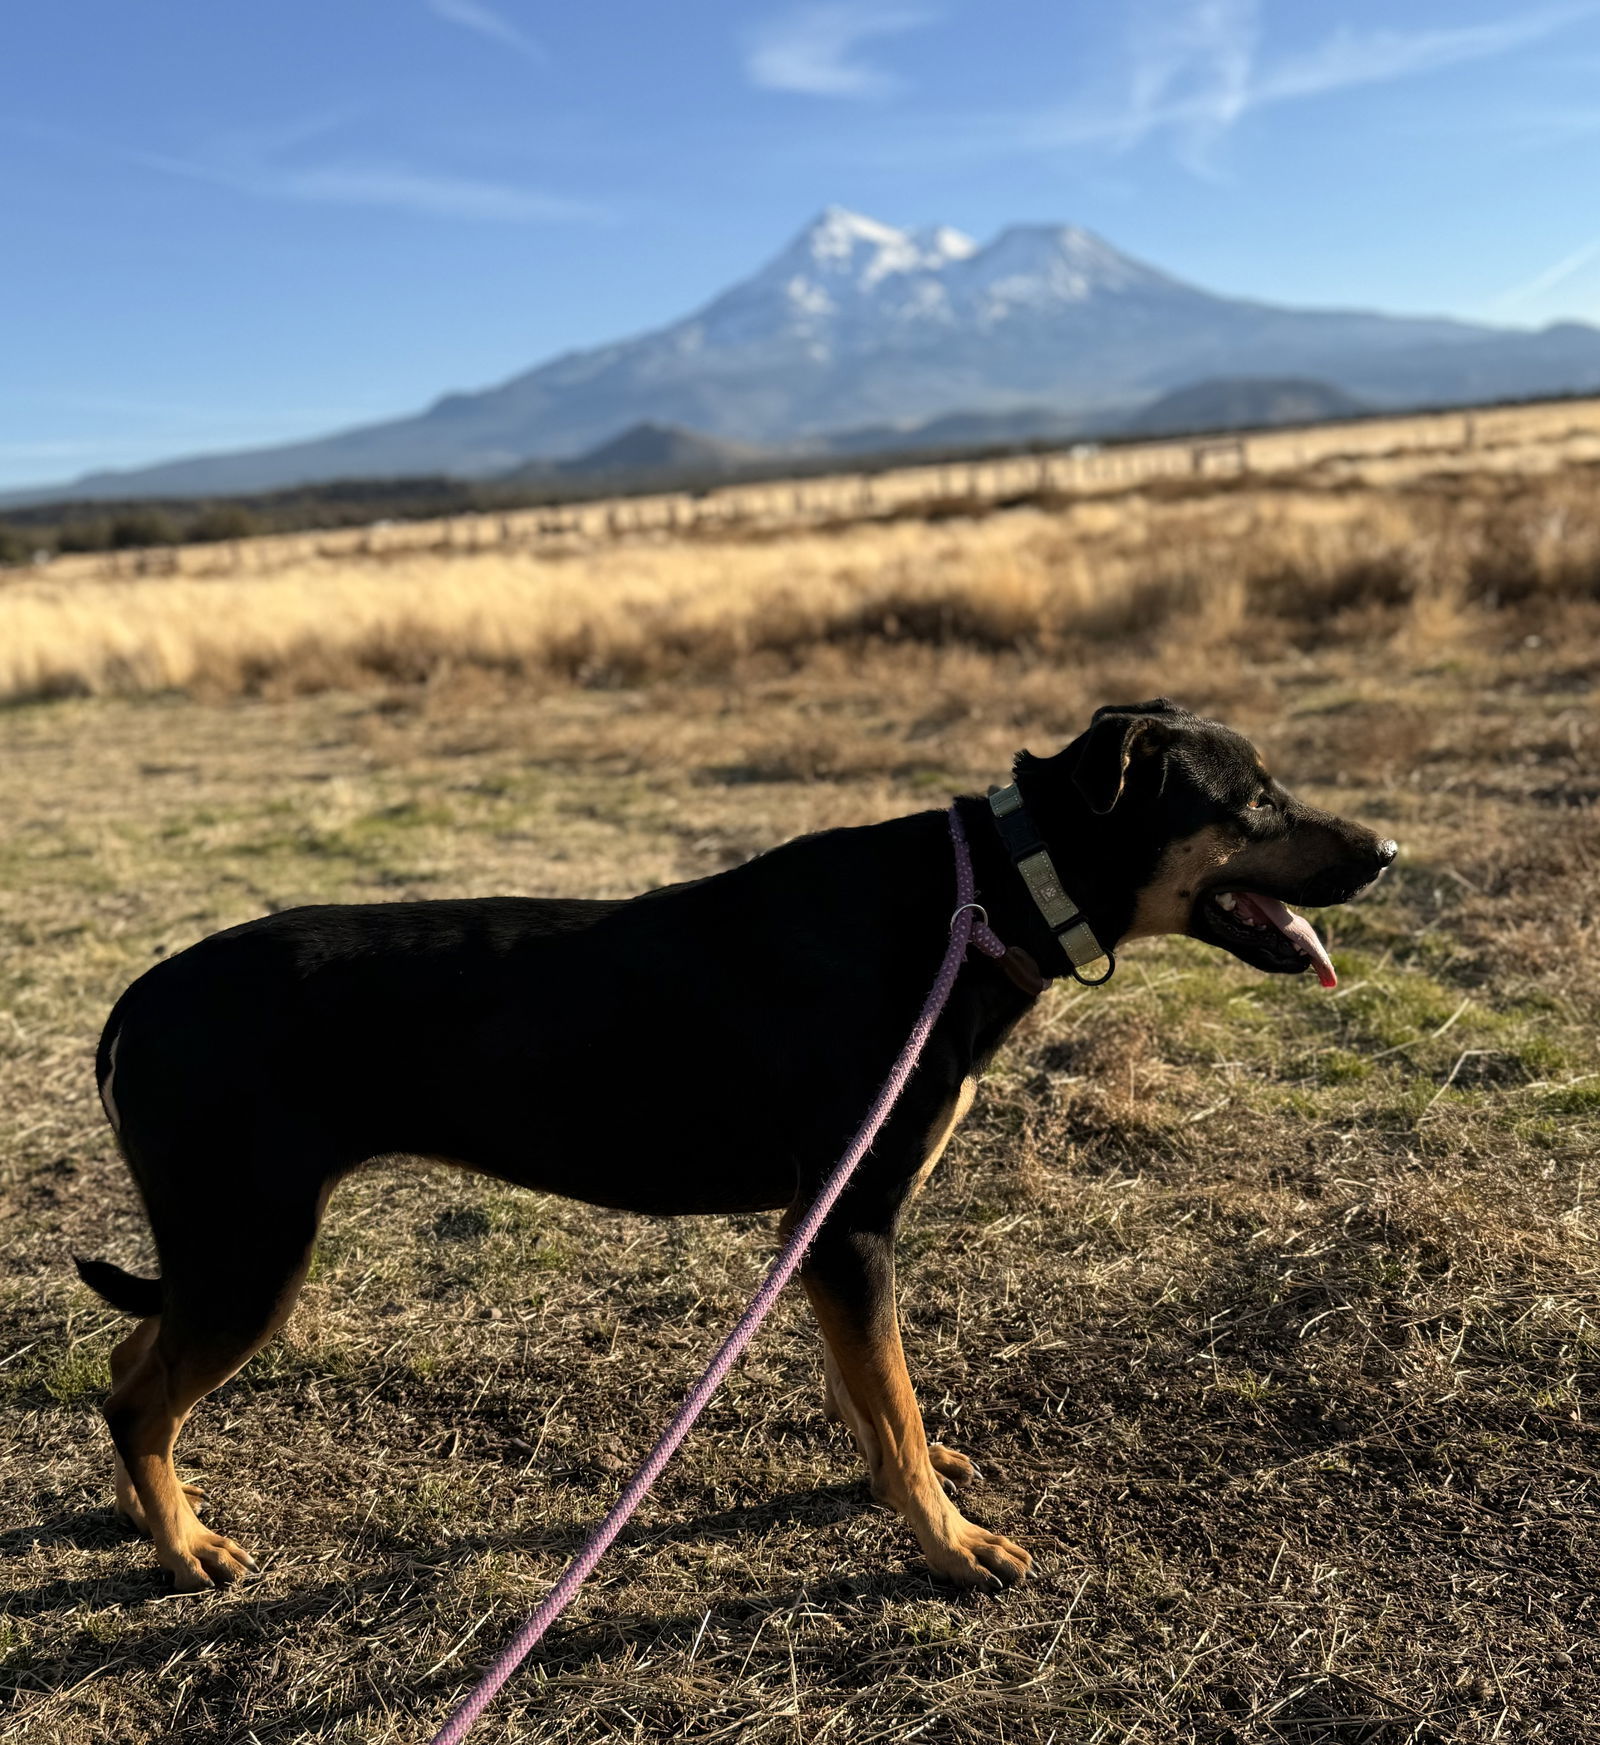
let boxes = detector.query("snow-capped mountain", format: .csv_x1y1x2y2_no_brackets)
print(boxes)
21,207,1600,502
699,206,979,348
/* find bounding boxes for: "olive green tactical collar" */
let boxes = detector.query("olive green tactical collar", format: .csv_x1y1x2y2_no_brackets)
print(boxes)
987,784,1114,985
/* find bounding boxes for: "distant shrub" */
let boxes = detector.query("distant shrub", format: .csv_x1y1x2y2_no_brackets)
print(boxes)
187,504,262,543
54,518,113,554
108,508,179,549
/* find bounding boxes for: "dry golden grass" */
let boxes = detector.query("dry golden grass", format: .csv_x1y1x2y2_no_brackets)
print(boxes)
1,451,1598,1743
4,460,1600,707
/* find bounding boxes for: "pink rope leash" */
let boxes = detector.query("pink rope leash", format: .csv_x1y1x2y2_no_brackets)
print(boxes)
427,807,1005,1743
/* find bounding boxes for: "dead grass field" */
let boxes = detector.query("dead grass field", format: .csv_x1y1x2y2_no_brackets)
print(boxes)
2,454,1598,1743
5,455,1600,713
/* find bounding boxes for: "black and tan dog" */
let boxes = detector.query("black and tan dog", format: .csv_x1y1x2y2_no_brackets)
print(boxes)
77,699,1395,1592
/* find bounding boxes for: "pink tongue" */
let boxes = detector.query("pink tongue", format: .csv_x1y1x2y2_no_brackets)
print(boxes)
1233,893,1338,989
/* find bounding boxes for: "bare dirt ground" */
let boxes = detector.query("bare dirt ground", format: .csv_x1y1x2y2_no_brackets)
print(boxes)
2,481,1598,1742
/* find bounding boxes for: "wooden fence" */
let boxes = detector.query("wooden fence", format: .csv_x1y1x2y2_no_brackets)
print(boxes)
43,394,1600,583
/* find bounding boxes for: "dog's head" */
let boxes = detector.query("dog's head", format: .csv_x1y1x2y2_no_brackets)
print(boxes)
1015,699,1397,985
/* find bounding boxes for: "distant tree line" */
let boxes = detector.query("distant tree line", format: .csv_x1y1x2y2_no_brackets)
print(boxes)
4,385,1597,568
0,467,843,566
0,478,547,566
0,440,1120,565
0,436,1203,567
0,440,1157,566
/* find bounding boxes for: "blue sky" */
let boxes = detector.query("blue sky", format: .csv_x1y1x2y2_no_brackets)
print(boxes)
4,0,1600,489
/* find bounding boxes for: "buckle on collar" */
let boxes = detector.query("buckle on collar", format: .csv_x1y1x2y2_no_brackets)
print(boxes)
988,784,1114,985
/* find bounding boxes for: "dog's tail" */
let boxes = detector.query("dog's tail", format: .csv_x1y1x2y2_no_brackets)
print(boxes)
74,1256,163,1318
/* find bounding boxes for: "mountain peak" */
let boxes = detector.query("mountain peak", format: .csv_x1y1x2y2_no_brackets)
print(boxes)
768,206,977,289
731,210,1176,326
967,223,1173,299
806,204,906,248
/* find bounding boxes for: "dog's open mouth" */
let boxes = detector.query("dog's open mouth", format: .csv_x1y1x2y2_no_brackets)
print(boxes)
1192,890,1339,988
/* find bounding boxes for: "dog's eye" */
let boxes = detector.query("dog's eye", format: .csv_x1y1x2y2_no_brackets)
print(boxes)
1246,794,1274,812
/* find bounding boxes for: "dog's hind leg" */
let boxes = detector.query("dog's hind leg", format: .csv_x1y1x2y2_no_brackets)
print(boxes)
106,1315,202,1533
103,1162,329,1591
800,1223,1031,1589
109,1329,265,1590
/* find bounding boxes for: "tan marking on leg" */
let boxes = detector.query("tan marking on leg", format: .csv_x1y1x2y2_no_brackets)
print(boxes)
804,1276,1030,1588
820,1331,883,1478
109,1321,201,1532
110,1318,159,1529
809,1081,980,1451
907,1076,976,1203
908,1080,981,1490
108,1342,259,1590
101,1178,327,1587
106,1254,323,1586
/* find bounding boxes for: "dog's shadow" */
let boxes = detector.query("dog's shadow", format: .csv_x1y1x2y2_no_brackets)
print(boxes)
3,1479,948,1740
0,1504,130,1561
0,1472,879,1617
0,1499,187,1617
357,1475,876,1565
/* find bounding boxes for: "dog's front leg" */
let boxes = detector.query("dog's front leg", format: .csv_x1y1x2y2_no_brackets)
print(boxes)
800,1224,1031,1588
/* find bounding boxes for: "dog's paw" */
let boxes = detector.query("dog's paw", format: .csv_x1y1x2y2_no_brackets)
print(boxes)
162,1529,258,1593
928,1444,981,1491
925,1519,1032,1590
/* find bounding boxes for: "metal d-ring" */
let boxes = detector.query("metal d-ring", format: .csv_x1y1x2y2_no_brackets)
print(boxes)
949,901,990,933
1069,950,1116,987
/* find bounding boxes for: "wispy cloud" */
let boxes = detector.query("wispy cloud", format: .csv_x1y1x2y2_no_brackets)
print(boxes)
424,0,545,65
1253,6,1599,104
132,145,601,224
1025,1,1600,173
265,164,592,222
1122,0,1259,176
746,3,932,98
0,440,134,465
13,105,595,225
14,390,376,425
1490,235,1600,312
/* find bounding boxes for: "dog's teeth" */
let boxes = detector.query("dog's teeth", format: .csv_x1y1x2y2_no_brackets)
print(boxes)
1216,893,1236,911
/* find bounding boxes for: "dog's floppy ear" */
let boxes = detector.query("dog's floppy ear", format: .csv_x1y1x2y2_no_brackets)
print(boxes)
1071,702,1181,814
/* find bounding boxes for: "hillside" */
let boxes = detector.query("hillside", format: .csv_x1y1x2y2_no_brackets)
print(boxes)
1125,377,1370,436
550,421,767,481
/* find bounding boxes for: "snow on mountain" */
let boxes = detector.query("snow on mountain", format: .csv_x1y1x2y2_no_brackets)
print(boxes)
18,207,1600,504
696,210,1183,355
957,224,1175,315
689,206,975,353
766,205,975,288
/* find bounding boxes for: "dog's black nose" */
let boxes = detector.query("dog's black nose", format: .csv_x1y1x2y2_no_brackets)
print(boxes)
1376,839,1399,865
